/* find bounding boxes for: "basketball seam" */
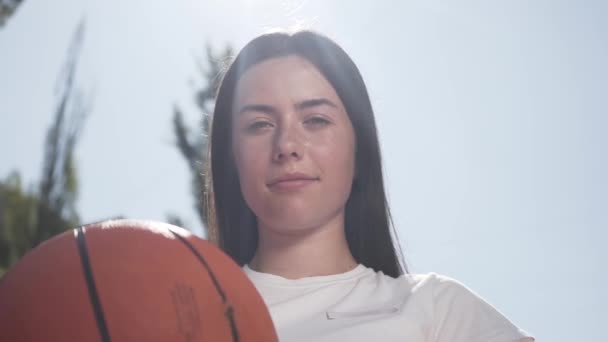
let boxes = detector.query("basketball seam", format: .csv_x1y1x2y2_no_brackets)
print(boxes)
75,227,111,342
169,229,240,342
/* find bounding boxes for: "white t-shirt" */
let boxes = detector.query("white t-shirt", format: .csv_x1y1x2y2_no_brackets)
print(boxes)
243,264,534,342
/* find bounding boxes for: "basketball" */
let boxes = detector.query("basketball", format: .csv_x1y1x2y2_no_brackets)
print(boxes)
0,219,278,342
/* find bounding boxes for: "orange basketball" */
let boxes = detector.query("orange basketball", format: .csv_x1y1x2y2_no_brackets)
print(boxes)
0,219,278,342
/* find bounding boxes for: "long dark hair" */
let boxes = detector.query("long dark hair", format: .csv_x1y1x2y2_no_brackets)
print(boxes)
205,31,407,277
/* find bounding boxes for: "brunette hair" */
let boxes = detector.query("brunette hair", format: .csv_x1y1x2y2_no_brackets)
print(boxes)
206,31,406,277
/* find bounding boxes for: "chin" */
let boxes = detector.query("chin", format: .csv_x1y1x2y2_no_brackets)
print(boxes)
263,217,317,232
258,210,341,236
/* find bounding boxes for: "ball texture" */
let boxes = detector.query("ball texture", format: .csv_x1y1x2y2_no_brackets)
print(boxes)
0,219,278,342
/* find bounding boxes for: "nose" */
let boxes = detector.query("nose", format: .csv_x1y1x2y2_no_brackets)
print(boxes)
272,123,303,163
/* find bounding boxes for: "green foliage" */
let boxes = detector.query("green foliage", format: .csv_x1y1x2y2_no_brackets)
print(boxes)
0,172,38,271
0,170,78,274
0,20,88,275
171,45,233,233
0,0,24,27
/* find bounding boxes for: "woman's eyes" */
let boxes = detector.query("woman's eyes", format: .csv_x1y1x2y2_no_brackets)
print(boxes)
244,116,331,133
246,121,273,131
304,116,331,127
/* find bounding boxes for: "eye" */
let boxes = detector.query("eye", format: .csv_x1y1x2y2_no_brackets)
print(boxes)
246,120,273,132
304,116,331,127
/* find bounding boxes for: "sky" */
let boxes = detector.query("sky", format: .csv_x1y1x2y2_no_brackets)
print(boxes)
1,0,607,340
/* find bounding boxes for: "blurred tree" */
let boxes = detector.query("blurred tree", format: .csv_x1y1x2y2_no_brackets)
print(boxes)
0,20,89,276
0,0,24,27
0,172,38,275
170,45,232,235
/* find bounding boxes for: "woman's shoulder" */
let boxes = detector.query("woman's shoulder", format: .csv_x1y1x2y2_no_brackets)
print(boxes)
398,272,483,298
366,270,535,342
364,270,464,296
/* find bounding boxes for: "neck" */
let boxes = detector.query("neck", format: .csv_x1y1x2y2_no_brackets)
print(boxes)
249,213,358,280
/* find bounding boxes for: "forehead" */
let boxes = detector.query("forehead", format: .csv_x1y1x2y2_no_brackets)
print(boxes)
234,55,342,108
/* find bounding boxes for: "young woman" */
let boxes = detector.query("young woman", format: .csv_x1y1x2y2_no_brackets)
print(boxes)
205,30,534,342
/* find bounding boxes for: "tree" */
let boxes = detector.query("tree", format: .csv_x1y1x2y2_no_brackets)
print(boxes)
0,20,89,276
171,45,233,235
0,0,24,27
34,19,88,245
0,172,38,275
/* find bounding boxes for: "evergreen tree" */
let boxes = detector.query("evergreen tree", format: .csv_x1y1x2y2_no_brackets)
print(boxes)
0,0,24,27
171,45,232,234
0,20,89,276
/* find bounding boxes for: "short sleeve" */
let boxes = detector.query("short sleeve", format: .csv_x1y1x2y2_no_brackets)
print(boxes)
430,273,535,342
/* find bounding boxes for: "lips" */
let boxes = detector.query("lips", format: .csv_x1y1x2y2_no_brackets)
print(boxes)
267,173,319,191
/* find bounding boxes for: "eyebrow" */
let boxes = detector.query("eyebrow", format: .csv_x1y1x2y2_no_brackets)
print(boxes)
295,98,338,111
237,98,338,116
237,104,278,116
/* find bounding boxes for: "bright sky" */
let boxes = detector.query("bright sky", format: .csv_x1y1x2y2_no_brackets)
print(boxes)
1,0,606,340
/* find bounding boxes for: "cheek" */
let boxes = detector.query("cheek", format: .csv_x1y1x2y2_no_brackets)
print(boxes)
233,138,268,196
316,132,356,185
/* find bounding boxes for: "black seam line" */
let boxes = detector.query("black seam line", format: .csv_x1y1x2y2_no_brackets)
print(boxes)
225,305,240,342
75,227,111,342
169,229,227,302
169,229,240,342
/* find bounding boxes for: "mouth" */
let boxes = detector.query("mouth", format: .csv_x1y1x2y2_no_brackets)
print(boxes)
267,174,320,191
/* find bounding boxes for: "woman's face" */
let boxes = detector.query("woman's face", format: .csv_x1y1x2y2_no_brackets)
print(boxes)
232,55,356,235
